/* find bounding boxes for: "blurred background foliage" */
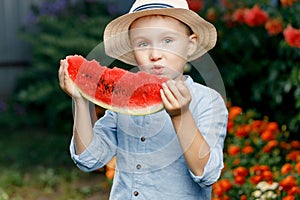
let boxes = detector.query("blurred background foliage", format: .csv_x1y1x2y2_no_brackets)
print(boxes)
201,0,300,138
1,0,299,139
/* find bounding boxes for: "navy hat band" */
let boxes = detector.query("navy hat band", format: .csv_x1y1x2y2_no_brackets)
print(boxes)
133,3,173,12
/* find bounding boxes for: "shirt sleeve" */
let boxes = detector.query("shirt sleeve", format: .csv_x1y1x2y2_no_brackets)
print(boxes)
69,110,118,172
189,87,228,187
188,146,225,187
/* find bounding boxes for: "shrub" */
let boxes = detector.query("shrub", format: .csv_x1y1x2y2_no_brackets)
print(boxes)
197,0,300,135
211,103,300,199
14,0,112,131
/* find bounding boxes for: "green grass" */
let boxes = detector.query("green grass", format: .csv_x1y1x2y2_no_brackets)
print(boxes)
0,128,110,200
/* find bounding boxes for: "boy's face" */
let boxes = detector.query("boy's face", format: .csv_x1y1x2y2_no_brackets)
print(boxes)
129,15,198,80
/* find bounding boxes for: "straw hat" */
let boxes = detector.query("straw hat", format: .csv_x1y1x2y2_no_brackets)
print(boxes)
103,0,217,66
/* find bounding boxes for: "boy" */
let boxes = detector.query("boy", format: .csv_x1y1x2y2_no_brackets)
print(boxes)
58,0,228,199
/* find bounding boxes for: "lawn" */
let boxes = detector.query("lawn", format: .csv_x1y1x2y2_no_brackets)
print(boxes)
0,128,110,200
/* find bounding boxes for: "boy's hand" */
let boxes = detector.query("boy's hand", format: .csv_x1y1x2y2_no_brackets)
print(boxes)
160,80,192,117
58,59,83,100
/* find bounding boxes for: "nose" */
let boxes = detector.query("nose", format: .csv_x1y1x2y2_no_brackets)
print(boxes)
149,48,162,61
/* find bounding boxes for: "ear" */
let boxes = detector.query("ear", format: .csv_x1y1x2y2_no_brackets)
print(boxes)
187,34,198,57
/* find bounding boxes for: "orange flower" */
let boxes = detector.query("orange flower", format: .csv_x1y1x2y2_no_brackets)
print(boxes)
240,195,247,200
242,145,254,154
244,5,269,27
279,175,297,192
259,165,271,172
234,166,249,177
219,179,233,192
265,18,283,36
283,25,300,48
283,196,295,200
283,195,295,200
263,140,278,153
280,0,295,7
212,183,224,196
288,186,300,196
227,120,234,132
286,150,300,162
206,7,217,22
228,106,243,120
251,120,262,129
291,140,300,149
267,140,278,148
236,125,250,138
261,130,275,141
267,122,280,132
250,165,271,180
262,170,273,182
295,162,300,175
281,163,293,175
187,0,203,12
234,175,246,185
250,175,263,185
228,145,240,156
232,8,246,24
223,195,230,200
280,141,290,150
250,165,261,174
233,158,241,166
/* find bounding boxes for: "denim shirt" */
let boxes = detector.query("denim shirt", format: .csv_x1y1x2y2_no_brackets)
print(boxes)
70,75,228,200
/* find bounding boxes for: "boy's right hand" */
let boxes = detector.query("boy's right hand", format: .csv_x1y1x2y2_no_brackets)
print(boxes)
58,59,83,100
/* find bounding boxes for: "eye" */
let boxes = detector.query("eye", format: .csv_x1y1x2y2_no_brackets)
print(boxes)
164,38,173,44
138,41,148,47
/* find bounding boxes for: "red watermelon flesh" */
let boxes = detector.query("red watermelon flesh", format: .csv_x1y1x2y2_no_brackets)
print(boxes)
64,55,169,115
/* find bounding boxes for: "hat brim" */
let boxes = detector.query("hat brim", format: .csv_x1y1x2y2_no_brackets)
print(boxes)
104,8,217,66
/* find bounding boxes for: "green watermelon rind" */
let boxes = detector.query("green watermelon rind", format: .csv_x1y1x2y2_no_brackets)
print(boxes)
75,84,165,116
64,56,165,115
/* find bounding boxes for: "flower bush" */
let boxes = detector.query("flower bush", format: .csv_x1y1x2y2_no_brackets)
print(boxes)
211,104,300,200
196,0,300,135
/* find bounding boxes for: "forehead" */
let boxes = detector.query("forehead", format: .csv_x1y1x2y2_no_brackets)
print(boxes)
129,15,191,34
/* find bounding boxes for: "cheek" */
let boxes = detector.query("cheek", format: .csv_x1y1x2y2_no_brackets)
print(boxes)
133,51,150,71
133,50,151,66
166,43,190,59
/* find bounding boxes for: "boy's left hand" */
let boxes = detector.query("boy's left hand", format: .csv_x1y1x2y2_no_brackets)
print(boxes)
160,80,192,117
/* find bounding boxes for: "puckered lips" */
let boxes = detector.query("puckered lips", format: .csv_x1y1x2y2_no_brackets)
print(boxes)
152,65,164,75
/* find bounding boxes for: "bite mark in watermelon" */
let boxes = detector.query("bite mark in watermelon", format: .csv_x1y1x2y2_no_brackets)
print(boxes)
64,55,169,115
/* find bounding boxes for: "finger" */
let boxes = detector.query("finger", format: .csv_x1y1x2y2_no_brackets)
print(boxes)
176,80,191,98
59,59,71,90
58,66,65,88
160,89,173,109
166,80,183,100
165,80,190,106
162,81,179,105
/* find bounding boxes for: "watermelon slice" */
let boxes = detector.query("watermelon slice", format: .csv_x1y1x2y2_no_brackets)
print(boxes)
64,55,169,115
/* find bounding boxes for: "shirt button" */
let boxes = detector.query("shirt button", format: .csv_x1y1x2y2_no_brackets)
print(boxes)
133,191,139,196
141,136,146,142
136,164,141,170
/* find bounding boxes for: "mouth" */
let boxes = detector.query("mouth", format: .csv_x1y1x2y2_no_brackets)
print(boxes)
152,65,164,75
